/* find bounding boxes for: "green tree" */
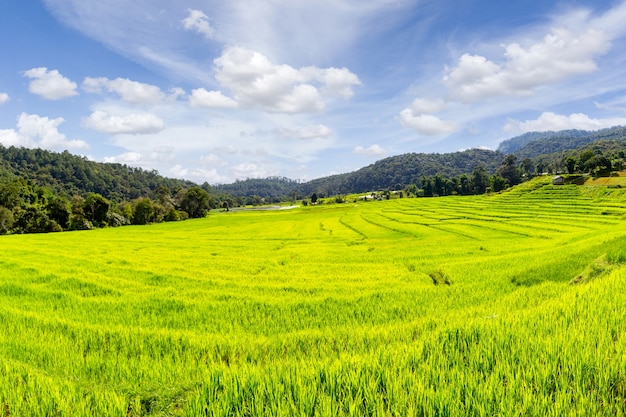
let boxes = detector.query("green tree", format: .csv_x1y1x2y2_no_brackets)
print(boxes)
565,156,577,174
179,187,210,218
132,198,155,225
46,196,71,230
83,193,110,225
520,158,534,178
491,175,507,192
0,206,14,235
497,155,520,186
13,206,61,234
471,166,489,195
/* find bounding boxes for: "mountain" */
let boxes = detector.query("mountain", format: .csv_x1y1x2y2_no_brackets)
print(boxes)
214,149,503,198
0,145,196,202
500,126,626,158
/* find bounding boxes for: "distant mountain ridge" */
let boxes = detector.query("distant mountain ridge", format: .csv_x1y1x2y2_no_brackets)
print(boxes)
3,125,626,202
499,126,626,158
215,149,503,198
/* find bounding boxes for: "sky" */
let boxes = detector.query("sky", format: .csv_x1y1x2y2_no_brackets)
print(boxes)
2,1,626,184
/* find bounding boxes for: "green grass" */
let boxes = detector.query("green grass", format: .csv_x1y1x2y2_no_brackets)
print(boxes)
1,179,626,416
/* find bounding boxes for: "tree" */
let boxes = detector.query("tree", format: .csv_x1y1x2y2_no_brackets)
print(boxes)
46,196,71,230
83,193,110,225
497,155,520,186
565,156,577,174
520,158,534,177
0,207,14,235
132,197,155,225
491,175,507,192
470,166,489,195
310,193,318,204
179,187,210,218
13,206,61,234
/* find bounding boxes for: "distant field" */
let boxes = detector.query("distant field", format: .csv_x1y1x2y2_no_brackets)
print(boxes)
1,178,626,416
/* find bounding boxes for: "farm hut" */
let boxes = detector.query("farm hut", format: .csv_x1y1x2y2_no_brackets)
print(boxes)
552,175,565,185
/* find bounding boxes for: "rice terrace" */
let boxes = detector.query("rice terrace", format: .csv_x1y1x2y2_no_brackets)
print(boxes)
1,177,626,416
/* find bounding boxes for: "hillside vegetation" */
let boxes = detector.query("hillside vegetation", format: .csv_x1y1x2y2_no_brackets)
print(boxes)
1,178,625,415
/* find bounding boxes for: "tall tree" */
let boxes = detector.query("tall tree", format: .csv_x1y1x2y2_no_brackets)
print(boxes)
179,187,210,218
497,155,520,186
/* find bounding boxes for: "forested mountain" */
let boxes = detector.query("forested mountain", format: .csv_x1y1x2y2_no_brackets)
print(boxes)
297,149,503,196
501,126,626,158
533,139,626,174
213,149,504,198
0,146,196,202
214,177,301,200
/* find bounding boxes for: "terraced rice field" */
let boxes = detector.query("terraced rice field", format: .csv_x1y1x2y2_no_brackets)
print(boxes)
1,178,626,416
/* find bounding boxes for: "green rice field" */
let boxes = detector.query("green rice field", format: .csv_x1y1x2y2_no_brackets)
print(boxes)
1,177,626,416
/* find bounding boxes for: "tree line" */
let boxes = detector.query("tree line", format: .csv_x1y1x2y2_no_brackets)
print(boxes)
0,178,216,234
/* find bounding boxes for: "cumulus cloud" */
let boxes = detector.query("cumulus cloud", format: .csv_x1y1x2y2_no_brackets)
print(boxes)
0,93,9,104
23,67,78,100
83,110,165,135
354,144,387,157
0,129,22,147
189,88,238,109
275,124,332,140
213,46,361,113
504,112,626,133
230,162,279,179
0,113,89,150
83,77,166,105
182,9,214,39
443,28,610,102
398,110,458,136
103,152,143,164
200,154,228,167
408,98,447,114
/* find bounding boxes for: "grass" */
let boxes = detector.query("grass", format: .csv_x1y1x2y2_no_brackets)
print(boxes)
1,178,626,415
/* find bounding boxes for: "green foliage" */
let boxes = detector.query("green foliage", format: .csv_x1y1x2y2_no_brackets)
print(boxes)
83,192,110,227
499,125,626,156
0,145,196,202
0,206,14,234
178,187,210,218
132,197,156,225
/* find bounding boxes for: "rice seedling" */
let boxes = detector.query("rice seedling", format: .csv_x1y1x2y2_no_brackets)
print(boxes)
0,179,625,415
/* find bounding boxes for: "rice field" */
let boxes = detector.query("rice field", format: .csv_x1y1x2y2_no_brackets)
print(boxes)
1,177,626,416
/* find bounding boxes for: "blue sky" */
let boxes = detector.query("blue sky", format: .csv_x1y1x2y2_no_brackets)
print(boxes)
2,0,626,184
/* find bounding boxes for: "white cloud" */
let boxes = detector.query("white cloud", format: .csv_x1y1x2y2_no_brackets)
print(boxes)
0,129,23,147
504,112,626,133
408,98,447,114
189,88,237,109
83,77,166,105
230,162,279,179
0,93,9,104
83,110,165,135
23,67,78,100
214,46,360,113
354,144,387,157
104,152,143,164
275,124,332,140
182,9,214,39
3,113,89,150
398,109,458,136
200,154,227,166
443,27,610,102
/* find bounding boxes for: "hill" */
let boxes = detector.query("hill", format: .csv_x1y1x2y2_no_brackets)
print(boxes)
0,145,197,202
500,126,626,159
214,149,503,198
